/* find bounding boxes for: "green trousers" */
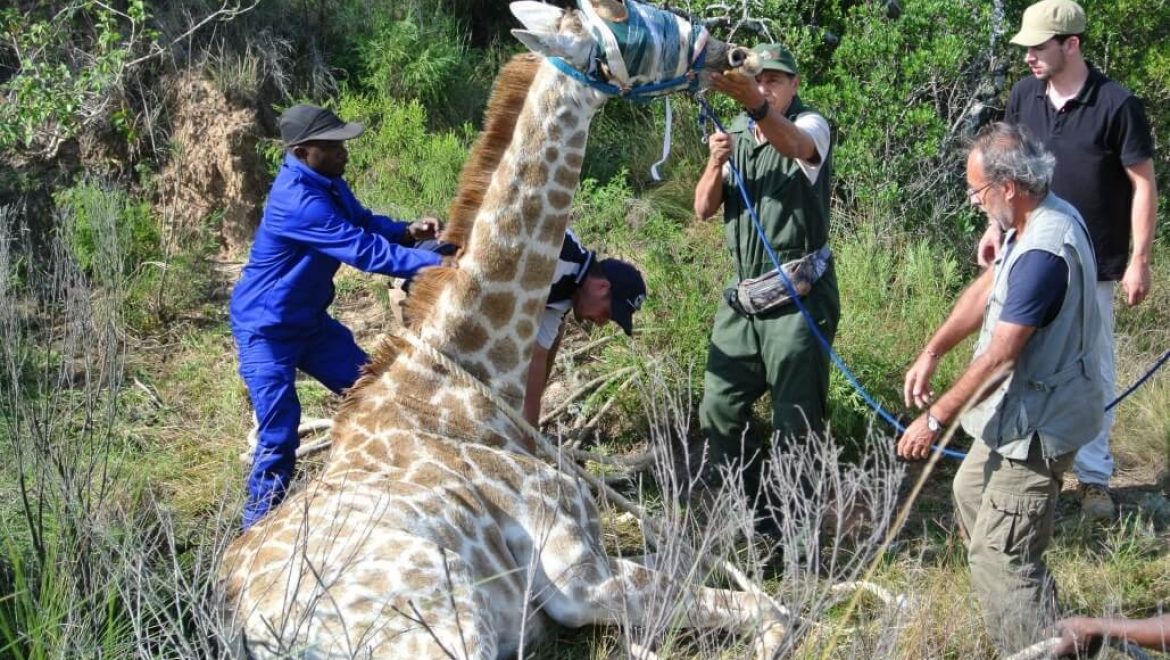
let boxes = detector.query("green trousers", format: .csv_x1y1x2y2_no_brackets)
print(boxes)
698,269,840,481
952,437,1074,653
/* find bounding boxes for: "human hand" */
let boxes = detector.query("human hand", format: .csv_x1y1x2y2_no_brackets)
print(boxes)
709,71,763,109
1121,258,1151,306
976,223,1002,269
903,350,939,410
1051,617,1101,657
408,216,442,242
707,131,732,167
896,414,937,461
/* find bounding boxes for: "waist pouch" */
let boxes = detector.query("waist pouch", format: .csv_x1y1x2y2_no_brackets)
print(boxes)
724,245,832,316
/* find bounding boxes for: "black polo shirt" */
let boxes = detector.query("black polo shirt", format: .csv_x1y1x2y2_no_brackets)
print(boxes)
1006,66,1155,281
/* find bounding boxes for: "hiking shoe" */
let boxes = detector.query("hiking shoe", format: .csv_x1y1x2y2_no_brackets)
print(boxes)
1078,483,1116,521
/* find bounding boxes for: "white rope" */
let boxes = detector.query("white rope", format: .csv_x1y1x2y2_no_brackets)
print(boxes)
1002,637,1062,660
649,97,673,181
1003,636,1151,660
627,641,662,660
236,329,911,643
827,581,910,612
396,333,922,644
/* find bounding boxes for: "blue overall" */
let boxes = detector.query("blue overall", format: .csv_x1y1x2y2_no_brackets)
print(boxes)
230,154,442,528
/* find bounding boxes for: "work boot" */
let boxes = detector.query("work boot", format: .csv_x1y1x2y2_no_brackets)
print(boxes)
1078,483,1116,521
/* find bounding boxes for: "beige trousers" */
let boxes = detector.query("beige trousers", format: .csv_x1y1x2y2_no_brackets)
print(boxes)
951,437,1074,652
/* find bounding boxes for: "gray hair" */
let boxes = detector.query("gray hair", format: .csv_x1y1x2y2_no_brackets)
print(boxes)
970,122,1056,197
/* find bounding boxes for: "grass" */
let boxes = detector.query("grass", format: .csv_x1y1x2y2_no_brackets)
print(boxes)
129,236,1170,658
4,82,1170,660
4,0,1168,654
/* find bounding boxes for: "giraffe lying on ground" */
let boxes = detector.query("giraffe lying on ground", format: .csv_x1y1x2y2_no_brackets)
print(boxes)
219,1,782,657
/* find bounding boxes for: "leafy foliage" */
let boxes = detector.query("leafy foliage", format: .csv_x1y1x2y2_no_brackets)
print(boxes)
0,1,156,156
807,0,994,238
338,95,472,219
356,9,477,125
54,183,159,279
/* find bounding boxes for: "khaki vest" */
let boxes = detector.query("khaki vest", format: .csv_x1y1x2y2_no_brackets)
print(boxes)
960,194,1104,460
723,96,832,281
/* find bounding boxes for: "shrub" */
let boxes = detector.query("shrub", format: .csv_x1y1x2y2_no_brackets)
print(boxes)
53,184,160,281
0,2,154,156
805,0,998,243
356,8,479,127
337,95,472,220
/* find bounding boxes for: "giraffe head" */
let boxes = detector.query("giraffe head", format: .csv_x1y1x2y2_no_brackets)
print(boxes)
510,0,759,96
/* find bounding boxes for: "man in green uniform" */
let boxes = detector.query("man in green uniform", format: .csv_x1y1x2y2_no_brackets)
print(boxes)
692,44,839,512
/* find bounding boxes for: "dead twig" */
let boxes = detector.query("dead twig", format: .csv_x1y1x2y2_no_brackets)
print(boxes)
562,334,615,362
133,377,164,409
539,366,635,426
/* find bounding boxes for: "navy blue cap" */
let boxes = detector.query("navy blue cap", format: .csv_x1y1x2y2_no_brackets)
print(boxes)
599,258,646,336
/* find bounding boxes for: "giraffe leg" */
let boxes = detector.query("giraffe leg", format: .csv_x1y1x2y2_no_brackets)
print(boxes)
532,550,785,659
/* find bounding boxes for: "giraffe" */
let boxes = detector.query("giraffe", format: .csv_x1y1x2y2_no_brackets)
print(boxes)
219,2,781,657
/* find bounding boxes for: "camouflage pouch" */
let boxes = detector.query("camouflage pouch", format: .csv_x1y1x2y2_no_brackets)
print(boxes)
726,246,831,316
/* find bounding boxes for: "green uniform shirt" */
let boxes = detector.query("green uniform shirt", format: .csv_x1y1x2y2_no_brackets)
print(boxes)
722,96,832,281
698,96,840,468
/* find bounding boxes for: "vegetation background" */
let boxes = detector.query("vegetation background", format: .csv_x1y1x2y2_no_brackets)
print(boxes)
2,0,1169,656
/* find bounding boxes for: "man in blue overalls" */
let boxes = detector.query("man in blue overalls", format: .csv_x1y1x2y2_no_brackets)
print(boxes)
230,104,450,529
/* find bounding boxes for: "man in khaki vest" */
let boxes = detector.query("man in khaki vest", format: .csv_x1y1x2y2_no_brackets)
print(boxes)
899,122,1103,651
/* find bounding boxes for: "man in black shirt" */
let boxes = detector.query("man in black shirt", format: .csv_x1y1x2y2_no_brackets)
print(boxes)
977,0,1158,520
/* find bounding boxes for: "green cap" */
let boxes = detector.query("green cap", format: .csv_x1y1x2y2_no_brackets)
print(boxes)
1010,0,1086,47
752,43,798,75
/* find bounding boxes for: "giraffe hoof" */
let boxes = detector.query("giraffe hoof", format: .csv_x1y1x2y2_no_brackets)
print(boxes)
753,619,787,660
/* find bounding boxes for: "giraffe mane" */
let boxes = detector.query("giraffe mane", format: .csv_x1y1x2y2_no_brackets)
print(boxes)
346,56,540,400
401,266,473,334
337,334,412,419
397,52,541,335
442,52,540,248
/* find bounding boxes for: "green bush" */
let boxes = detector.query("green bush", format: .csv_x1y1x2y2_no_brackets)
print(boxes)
356,9,479,127
53,184,160,281
805,0,996,242
0,2,154,155
337,95,472,220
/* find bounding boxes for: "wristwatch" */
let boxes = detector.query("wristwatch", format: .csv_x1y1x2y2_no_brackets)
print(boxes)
926,410,943,435
746,99,770,121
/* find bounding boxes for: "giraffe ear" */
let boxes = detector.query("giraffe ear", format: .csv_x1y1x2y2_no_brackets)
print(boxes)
591,0,628,22
510,1,563,34
511,29,575,61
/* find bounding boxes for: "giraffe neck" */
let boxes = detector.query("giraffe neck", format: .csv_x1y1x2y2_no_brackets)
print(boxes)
420,62,605,407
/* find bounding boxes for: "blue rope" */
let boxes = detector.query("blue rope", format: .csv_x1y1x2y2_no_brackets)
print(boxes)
547,52,706,102
692,97,1170,461
1105,349,1170,412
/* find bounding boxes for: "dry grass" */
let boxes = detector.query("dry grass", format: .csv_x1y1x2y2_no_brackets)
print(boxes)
3,187,1170,657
